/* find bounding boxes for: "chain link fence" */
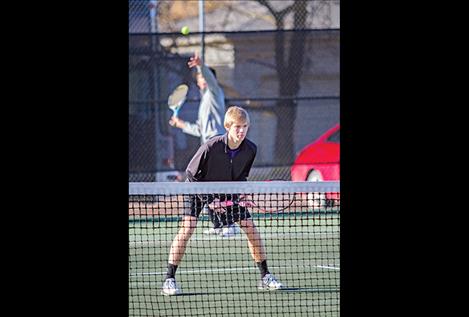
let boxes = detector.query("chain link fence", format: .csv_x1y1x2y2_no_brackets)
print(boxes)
129,0,340,181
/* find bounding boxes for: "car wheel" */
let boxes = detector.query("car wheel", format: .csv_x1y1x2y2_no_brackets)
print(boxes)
306,170,326,210
306,170,323,182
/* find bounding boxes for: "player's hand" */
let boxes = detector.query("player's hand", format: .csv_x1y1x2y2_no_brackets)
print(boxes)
236,195,255,207
208,198,233,211
187,51,202,68
238,200,255,208
169,116,183,128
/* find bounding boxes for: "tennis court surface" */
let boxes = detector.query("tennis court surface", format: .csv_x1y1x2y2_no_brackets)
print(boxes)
129,181,340,316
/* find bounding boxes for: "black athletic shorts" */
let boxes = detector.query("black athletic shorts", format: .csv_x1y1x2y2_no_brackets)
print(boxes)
183,194,251,222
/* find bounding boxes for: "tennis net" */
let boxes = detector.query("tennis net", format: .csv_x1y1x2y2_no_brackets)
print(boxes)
129,181,340,317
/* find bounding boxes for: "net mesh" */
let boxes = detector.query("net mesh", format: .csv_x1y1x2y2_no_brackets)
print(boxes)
129,181,340,316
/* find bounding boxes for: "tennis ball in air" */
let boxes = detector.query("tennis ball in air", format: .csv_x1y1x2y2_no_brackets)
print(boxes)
181,26,190,35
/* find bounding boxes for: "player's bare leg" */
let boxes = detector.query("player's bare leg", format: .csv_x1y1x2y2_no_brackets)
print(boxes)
162,215,197,295
239,218,284,290
239,218,266,262
169,215,198,265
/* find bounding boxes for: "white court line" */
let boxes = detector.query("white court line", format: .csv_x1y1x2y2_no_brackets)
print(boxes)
316,265,340,270
129,264,340,278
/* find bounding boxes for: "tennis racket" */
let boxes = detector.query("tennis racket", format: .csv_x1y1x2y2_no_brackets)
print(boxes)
167,84,189,117
208,189,296,213
252,179,295,212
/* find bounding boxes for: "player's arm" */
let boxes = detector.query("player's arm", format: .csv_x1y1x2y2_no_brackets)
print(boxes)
188,52,222,93
185,143,208,182
198,64,220,92
171,116,201,137
169,116,187,129
181,119,202,137
234,153,257,207
238,145,257,181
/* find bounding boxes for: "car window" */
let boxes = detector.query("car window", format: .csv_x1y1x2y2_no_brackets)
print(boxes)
327,129,340,143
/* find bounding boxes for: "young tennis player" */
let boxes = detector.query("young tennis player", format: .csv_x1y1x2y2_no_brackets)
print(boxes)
169,51,240,237
162,106,284,295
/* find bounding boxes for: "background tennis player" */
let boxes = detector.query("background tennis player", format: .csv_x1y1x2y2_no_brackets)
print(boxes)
169,51,240,238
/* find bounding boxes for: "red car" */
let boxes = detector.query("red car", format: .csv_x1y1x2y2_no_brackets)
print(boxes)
291,124,340,207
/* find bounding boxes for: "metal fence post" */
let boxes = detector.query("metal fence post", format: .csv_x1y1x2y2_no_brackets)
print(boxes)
199,0,205,60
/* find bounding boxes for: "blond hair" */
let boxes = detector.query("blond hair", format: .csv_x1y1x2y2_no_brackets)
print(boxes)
224,106,250,129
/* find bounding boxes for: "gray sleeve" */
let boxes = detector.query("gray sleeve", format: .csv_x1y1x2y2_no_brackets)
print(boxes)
201,65,225,133
181,119,201,137
199,64,222,95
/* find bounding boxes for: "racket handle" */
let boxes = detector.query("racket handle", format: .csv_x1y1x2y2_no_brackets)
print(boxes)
238,200,255,207
173,108,179,117
208,199,234,209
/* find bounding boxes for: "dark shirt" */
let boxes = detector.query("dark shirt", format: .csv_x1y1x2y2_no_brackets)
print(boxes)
227,147,240,160
186,133,257,182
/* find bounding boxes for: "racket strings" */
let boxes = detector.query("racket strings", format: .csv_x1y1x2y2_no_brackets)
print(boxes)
252,192,295,212
168,84,189,110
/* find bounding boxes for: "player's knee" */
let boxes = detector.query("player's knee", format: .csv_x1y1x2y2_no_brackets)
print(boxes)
240,218,254,227
180,216,197,232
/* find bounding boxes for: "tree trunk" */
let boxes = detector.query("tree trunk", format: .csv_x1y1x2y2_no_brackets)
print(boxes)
273,1,307,165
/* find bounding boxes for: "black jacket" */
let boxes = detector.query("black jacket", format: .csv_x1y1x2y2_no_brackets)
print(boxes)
186,133,257,182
